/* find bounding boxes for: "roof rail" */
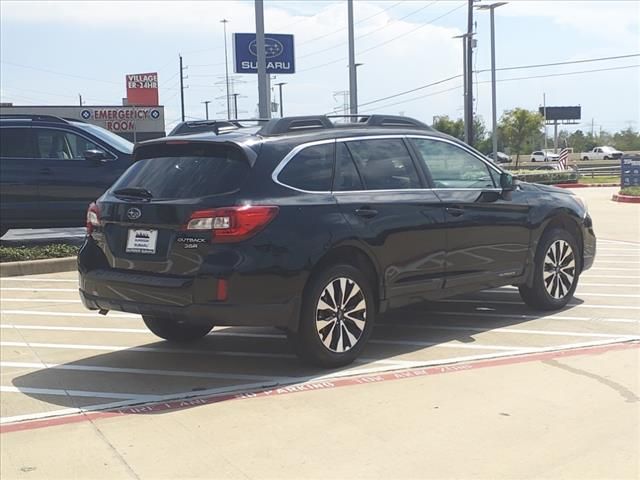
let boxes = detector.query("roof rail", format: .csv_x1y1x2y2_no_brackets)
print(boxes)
0,114,70,124
327,114,432,130
257,116,334,136
258,114,433,135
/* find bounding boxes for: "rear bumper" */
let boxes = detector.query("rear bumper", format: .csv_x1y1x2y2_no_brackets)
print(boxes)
80,289,299,328
79,268,300,329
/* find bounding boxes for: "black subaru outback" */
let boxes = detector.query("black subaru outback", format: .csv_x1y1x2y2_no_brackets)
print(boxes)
78,115,596,367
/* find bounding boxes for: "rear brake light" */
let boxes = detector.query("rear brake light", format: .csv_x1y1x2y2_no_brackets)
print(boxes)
86,202,100,234
185,206,278,243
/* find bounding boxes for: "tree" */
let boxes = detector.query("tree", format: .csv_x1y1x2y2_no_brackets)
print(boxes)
612,128,640,151
431,115,464,140
498,108,544,167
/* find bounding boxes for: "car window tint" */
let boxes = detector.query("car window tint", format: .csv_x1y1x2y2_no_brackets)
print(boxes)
412,138,496,189
279,143,334,191
345,139,420,190
0,128,33,158
112,143,249,199
34,129,99,161
333,142,363,191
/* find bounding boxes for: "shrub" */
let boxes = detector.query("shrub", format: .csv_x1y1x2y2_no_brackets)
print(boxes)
509,169,579,185
620,186,640,196
0,244,79,263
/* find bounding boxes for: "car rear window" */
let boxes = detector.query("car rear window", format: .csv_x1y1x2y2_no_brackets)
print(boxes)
111,143,249,199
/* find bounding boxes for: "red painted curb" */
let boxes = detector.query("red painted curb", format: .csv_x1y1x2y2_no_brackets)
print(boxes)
2,340,638,434
612,193,640,203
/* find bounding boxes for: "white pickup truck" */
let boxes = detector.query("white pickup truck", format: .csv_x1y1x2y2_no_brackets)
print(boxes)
581,146,623,161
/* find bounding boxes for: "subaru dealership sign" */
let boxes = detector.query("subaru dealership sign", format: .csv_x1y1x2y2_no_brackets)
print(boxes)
233,33,295,74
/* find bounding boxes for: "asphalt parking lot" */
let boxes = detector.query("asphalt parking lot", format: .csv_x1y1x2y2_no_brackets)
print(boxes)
1,187,639,479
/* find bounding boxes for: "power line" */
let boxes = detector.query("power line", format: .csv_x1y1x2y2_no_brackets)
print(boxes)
477,53,640,74
357,64,640,113
298,2,464,74
1,61,121,86
298,1,438,60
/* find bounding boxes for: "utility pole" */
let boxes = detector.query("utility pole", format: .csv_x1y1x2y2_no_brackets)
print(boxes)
255,0,269,119
347,0,358,118
221,19,231,119
275,82,286,117
543,93,548,150
179,54,187,122
78,94,83,106
465,0,475,146
453,33,471,143
232,93,239,119
202,100,211,120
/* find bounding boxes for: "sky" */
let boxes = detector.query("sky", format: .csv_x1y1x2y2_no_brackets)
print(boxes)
1,0,639,134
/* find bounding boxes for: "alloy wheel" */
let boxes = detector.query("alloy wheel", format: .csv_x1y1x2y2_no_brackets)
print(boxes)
315,277,367,353
543,240,576,299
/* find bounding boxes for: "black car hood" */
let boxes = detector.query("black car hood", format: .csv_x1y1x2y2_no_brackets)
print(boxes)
518,181,574,196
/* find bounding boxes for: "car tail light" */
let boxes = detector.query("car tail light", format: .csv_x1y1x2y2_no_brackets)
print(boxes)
86,202,100,234
185,206,279,243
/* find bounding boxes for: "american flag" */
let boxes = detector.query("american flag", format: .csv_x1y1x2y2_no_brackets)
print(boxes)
558,148,570,170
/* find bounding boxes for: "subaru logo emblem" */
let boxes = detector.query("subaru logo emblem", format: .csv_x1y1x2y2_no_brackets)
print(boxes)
249,37,284,59
127,208,142,220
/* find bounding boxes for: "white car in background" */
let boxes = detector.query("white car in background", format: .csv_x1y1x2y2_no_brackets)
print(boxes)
530,150,560,162
581,146,623,161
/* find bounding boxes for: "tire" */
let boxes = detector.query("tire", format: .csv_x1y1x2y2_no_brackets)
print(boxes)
582,157,589,161
142,315,214,342
519,228,580,310
603,156,609,160
531,158,536,162
290,264,376,368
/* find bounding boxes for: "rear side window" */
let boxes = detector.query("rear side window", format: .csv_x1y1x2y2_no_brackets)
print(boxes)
0,128,33,158
278,143,334,192
111,143,249,199
345,139,421,190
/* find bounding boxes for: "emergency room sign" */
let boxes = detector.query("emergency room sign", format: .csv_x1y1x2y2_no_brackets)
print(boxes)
126,72,159,106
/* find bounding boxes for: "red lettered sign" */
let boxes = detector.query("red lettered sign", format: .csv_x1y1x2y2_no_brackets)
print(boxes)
126,72,159,106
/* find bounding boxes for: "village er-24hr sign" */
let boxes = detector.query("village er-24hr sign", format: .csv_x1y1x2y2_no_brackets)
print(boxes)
233,33,295,74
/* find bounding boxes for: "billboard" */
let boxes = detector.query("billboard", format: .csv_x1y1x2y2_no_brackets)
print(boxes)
539,106,581,121
233,33,295,74
126,72,159,106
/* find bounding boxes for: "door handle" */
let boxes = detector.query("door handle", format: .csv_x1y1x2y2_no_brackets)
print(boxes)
355,207,379,218
446,207,464,217
39,167,53,175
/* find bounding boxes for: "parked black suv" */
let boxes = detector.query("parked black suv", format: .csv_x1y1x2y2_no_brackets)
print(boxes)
0,115,133,236
78,114,596,367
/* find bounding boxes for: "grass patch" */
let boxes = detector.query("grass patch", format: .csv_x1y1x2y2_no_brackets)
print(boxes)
0,244,79,263
620,186,640,196
579,175,619,184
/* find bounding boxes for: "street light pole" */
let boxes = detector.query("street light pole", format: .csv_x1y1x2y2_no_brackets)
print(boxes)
255,0,269,119
275,82,286,117
347,0,358,118
221,19,231,119
477,2,507,161
232,93,239,119
202,100,211,120
453,33,473,144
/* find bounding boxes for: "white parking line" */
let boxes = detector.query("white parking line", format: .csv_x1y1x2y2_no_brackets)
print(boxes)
0,361,296,382
587,268,640,272
581,274,640,279
0,299,80,303
0,324,147,334
438,299,640,309
0,386,159,401
375,323,639,340
480,291,640,298
425,310,639,324
0,288,78,292
0,279,78,283
0,310,138,318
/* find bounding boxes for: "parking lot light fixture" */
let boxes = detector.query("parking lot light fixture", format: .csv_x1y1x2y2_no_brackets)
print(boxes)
476,2,507,162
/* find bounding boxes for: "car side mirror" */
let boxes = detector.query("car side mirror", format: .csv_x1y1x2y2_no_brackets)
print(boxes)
500,172,515,192
84,149,110,162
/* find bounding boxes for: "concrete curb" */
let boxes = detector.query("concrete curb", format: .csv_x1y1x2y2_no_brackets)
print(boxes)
555,183,620,188
611,193,640,204
0,256,77,278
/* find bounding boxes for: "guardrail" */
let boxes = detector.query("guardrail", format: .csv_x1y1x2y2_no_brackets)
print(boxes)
575,165,621,179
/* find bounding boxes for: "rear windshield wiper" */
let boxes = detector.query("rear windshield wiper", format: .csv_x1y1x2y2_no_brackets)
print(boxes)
113,187,153,199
